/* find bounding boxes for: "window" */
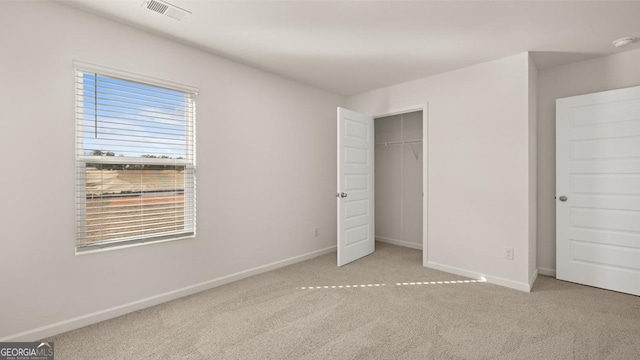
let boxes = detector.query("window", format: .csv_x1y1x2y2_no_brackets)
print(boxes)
75,62,196,251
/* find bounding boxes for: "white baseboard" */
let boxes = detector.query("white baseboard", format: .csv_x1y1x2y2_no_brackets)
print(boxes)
528,268,539,292
1,245,336,342
425,261,533,293
425,261,483,280
376,236,423,250
537,267,556,277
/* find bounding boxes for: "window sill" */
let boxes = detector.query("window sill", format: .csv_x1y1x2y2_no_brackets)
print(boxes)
75,233,195,256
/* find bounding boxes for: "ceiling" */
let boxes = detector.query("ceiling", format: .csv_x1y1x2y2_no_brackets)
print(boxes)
61,0,640,96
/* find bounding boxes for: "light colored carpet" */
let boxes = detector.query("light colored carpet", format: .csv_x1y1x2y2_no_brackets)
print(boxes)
47,242,640,359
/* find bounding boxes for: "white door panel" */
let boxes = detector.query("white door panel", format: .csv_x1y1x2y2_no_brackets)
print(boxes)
337,107,374,266
556,85,640,296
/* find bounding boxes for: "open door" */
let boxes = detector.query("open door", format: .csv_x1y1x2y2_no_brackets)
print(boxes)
556,85,640,296
337,107,375,266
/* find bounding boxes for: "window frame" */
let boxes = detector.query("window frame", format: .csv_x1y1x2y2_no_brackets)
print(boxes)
74,61,198,254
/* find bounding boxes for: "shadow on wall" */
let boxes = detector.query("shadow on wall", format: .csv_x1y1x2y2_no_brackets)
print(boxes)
534,48,640,275
530,51,608,70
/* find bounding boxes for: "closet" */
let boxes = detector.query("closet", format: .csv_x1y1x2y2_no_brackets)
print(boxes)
375,111,423,250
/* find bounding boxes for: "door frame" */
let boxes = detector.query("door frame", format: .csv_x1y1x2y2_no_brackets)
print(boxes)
373,103,429,267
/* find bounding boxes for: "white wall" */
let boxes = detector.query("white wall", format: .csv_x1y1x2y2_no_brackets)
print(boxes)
536,48,640,275
347,53,535,291
0,1,343,340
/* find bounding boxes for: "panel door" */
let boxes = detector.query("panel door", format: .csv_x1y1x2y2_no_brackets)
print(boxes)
556,85,640,296
337,107,375,266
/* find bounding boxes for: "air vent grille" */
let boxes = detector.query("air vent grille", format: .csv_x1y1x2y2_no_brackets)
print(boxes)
146,0,168,14
142,0,191,21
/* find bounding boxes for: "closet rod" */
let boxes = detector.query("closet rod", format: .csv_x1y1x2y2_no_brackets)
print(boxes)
375,139,423,146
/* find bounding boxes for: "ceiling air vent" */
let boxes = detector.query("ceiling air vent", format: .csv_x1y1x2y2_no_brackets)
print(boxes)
142,0,191,21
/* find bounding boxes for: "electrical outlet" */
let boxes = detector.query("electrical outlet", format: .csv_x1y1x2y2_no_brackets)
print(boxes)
504,247,514,260
312,227,319,237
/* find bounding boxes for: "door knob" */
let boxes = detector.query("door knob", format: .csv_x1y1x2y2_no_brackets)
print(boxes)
559,195,568,202
340,192,348,198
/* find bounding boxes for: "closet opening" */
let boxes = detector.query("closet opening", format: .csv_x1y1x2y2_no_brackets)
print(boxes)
374,110,424,262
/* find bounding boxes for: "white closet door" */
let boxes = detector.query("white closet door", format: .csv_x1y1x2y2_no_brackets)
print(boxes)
337,107,375,266
556,85,640,296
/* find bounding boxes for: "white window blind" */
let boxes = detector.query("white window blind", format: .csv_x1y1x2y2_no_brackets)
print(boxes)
75,65,196,251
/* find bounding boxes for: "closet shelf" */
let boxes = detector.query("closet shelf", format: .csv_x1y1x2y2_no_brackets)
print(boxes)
375,139,423,146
